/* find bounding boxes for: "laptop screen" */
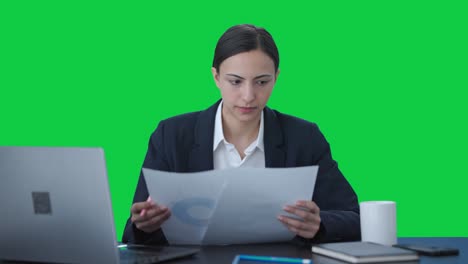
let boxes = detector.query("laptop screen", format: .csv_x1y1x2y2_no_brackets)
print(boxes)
0,146,199,263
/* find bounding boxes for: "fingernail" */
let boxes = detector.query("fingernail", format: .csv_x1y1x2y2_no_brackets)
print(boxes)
140,209,146,217
147,196,152,202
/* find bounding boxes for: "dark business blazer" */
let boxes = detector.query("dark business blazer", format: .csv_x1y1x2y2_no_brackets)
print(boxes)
122,100,360,245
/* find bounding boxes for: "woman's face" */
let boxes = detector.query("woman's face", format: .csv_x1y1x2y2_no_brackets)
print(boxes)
212,49,279,125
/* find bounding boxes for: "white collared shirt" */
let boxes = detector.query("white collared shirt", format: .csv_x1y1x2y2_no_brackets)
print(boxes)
213,101,265,170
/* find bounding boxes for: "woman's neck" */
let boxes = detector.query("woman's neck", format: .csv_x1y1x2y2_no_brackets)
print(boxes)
222,110,260,155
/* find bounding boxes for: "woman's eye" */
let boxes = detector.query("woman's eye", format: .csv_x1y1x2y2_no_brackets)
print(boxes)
257,80,269,85
229,80,241,85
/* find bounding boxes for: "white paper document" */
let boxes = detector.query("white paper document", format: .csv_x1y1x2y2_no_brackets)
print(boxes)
142,166,318,245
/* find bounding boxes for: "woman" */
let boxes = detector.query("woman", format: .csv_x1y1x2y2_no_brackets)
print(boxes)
122,24,360,245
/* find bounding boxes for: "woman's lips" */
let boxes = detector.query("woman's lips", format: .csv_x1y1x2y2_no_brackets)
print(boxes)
237,106,256,114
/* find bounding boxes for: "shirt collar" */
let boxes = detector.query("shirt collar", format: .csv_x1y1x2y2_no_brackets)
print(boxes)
213,101,264,152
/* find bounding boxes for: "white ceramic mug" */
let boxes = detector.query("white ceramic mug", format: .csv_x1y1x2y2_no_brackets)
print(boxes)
360,201,397,245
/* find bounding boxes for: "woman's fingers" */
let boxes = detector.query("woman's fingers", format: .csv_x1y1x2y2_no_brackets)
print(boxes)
130,198,172,233
278,200,321,239
136,210,171,232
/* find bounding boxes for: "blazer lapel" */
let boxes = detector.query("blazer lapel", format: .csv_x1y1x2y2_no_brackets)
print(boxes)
263,106,286,168
187,100,221,172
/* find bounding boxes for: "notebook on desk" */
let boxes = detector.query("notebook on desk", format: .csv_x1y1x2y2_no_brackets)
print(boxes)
311,241,419,263
0,146,199,264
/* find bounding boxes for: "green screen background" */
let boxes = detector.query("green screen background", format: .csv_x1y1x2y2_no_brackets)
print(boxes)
1,1,467,240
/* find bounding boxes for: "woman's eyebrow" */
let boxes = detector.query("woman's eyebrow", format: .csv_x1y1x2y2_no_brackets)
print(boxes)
225,73,272,79
254,74,273,79
226,73,245,79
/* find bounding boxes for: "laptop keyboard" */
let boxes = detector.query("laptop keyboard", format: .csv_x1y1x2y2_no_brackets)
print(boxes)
118,245,198,264
119,249,162,263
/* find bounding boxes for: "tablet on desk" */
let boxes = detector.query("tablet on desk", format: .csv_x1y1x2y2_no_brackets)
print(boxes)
233,254,312,264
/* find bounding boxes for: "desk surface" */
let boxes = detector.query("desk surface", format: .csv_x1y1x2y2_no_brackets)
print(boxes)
1,237,466,263
168,237,468,264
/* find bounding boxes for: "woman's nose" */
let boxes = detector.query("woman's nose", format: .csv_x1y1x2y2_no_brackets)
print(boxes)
241,84,255,102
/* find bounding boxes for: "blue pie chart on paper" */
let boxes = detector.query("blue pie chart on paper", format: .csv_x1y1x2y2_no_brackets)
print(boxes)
171,197,215,227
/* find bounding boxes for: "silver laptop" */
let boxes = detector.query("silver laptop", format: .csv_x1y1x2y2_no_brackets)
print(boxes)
0,147,199,263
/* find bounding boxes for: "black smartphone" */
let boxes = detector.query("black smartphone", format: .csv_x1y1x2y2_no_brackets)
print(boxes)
394,244,459,256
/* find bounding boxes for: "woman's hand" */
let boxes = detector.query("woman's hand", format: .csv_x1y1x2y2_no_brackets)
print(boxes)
130,197,171,233
277,200,321,239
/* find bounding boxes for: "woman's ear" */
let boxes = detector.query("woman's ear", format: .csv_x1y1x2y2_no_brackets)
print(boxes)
275,69,280,80
211,67,221,89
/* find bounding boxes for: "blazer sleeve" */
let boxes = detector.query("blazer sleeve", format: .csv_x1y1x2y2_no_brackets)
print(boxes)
122,121,170,245
305,126,361,244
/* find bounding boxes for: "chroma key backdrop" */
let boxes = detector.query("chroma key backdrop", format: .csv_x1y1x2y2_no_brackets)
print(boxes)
1,1,467,240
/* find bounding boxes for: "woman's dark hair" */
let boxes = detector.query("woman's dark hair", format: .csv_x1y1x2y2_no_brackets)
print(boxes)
212,24,279,73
